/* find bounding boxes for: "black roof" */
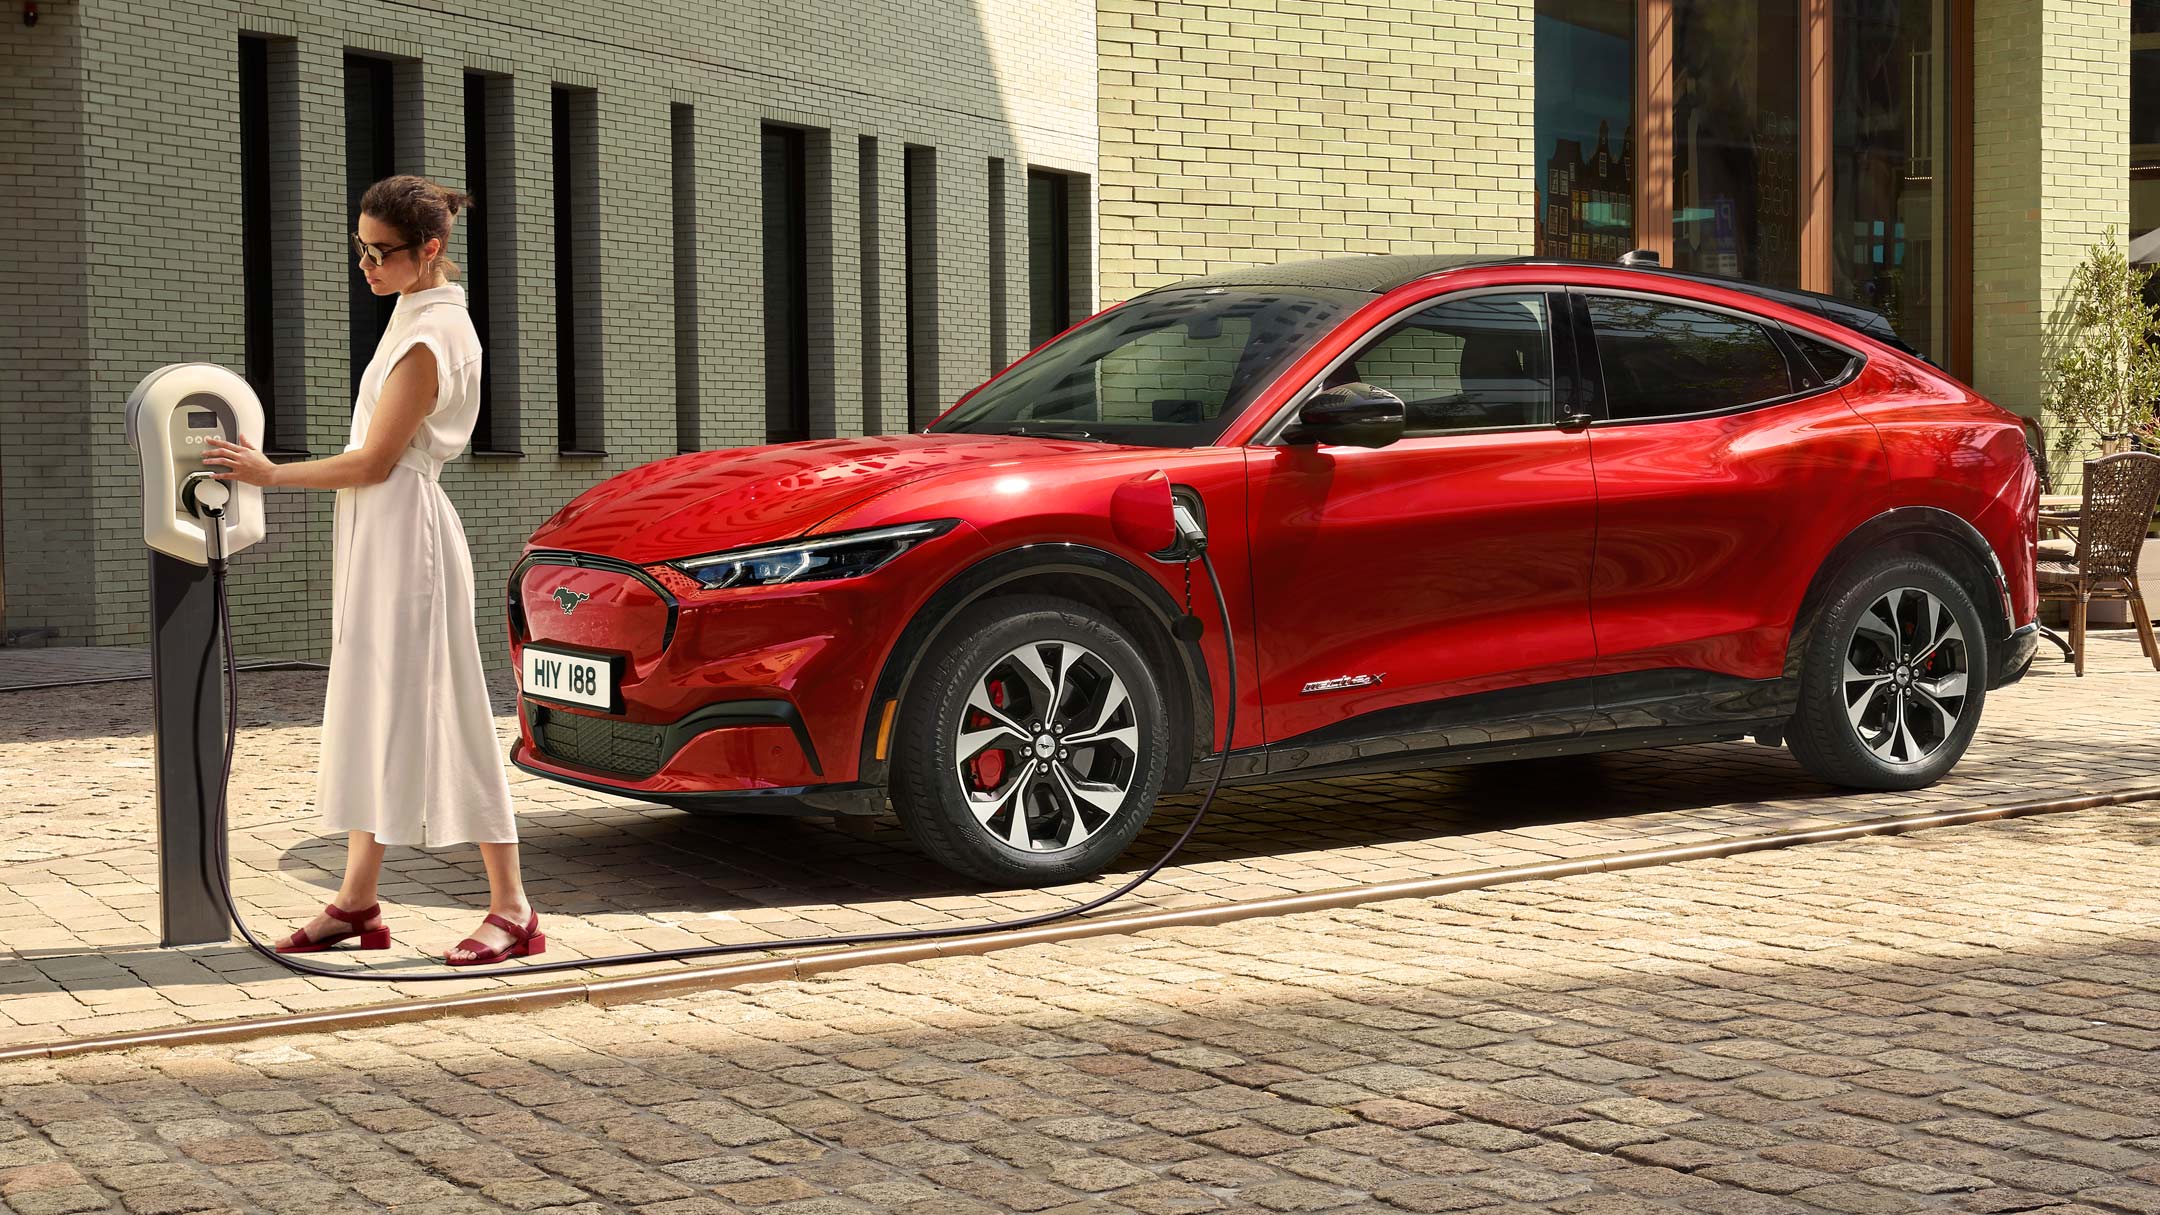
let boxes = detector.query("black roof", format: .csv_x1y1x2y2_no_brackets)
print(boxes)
1150,254,1923,360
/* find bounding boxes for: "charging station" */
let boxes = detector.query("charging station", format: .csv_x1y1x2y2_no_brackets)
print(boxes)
126,363,266,947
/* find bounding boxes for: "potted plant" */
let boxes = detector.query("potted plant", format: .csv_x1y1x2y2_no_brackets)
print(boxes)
2043,229,2160,627
2046,228,2160,460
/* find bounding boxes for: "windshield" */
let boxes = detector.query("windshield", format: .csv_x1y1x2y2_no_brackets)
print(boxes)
929,286,1369,447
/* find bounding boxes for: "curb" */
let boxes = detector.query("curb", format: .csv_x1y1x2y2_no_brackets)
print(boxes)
4,783,2155,1062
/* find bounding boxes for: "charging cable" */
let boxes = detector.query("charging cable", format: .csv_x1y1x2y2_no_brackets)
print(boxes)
200,503,1236,980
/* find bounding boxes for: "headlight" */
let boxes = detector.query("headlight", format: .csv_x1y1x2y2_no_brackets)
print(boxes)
667,520,958,590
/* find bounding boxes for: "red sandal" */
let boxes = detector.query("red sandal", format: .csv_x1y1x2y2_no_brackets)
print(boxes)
274,902,391,954
444,912,545,966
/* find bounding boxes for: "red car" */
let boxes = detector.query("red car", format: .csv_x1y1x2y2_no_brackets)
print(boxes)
509,255,2041,885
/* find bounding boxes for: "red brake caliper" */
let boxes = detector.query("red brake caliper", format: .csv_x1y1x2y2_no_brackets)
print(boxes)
968,679,1010,791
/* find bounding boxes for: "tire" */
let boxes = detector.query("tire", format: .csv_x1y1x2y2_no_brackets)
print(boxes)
1787,552,1988,790
889,594,1172,887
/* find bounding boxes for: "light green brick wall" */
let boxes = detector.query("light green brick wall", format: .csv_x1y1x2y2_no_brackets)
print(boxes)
1096,0,1537,302
1972,0,2130,480
0,0,1095,666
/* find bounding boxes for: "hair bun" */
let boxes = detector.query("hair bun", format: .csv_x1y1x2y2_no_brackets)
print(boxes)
438,185,473,217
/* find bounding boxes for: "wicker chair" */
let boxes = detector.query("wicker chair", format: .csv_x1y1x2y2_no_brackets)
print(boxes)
2036,451,2160,676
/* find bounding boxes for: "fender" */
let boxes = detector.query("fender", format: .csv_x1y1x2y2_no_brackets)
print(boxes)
854,543,1219,791
1786,505,2018,684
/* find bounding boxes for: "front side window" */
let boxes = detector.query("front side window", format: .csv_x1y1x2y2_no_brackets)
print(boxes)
931,286,1366,447
1336,293,1555,435
1586,295,1794,421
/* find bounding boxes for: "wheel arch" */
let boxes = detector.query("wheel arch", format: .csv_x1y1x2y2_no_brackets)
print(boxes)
855,544,1216,794
1785,506,2013,683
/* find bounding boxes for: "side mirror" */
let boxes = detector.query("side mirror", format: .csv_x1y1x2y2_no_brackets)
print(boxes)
1281,383,1406,449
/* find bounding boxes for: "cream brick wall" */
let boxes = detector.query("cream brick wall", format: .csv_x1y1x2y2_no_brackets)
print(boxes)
0,0,1095,664
1096,0,1536,302
1971,0,2129,475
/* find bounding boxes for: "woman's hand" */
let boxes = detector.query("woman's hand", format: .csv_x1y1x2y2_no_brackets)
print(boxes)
203,435,281,487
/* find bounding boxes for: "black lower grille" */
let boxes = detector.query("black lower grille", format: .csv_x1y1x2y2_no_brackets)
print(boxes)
532,706,667,778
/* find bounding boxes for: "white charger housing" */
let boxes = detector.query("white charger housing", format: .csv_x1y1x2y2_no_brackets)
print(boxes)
126,363,267,564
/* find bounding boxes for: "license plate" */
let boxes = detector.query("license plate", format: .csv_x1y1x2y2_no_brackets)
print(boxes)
521,645,615,711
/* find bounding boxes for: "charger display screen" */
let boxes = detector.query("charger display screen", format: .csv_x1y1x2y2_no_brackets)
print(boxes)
187,412,219,430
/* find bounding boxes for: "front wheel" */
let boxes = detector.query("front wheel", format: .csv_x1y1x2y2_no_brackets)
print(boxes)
1787,553,1987,790
889,595,1171,886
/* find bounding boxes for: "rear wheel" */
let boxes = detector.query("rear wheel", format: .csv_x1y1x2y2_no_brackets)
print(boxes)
1787,553,1986,790
889,595,1171,886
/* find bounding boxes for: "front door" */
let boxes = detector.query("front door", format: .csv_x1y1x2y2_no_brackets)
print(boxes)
1244,290,1601,769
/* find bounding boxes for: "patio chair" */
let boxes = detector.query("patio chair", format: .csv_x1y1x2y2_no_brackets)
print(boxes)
2035,451,2160,676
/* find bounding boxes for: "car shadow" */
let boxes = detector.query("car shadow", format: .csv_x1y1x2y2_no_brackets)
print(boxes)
261,741,1850,918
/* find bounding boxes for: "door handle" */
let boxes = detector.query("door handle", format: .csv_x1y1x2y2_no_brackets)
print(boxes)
1554,411,1593,432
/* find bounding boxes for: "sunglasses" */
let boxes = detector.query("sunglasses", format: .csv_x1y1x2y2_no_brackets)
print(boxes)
352,232,419,268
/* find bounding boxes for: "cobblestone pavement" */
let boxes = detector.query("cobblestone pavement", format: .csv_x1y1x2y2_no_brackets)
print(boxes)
0,631,2156,1049
3,802,2158,1214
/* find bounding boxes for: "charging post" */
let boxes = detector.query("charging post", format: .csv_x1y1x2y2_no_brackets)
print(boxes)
126,364,267,947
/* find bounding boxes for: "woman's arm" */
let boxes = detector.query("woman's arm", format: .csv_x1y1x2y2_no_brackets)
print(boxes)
205,346,439,491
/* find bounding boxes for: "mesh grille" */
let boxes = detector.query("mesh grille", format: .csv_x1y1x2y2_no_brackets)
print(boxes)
533,707,667,778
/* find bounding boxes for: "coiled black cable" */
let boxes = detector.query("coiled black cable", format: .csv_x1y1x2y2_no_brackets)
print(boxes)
201,506,1237,980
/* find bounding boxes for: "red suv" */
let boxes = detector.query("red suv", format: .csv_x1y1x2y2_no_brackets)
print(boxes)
509,255,2040,885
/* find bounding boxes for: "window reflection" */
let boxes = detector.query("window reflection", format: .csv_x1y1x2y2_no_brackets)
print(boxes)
1536,0,1636,261
1832,0,1950,363
1672,0,1801,287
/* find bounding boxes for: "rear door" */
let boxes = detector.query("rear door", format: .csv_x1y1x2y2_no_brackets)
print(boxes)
1244,288,1603,768
1575,290,1888,692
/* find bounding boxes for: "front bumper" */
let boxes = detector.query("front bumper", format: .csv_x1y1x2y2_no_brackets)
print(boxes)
510,736,885,815
507,527,988,808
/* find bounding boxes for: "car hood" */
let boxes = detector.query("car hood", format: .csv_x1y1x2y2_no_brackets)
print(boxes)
526,433,1116,564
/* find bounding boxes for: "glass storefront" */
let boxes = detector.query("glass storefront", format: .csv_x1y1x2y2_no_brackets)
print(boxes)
1534,0,1635,261
1533,0,1960,364
1831,0,1952,362
1671,0,1801,287
2135,1,2160,271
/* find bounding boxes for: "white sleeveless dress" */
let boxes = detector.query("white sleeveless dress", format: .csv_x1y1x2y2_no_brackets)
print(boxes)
316,283,517,847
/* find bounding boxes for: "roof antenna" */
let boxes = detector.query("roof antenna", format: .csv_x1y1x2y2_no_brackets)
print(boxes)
1618,249,1661,267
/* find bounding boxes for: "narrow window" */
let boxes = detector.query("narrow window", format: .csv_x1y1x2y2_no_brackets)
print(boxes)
551,86,600,453
672,104,700,452
344,53,397,400
1028,169,1073,349
859,135,881,435
761,125,810,444
904,146,938,430
988,158,1007,372
463,72,510,453
239,36,280,449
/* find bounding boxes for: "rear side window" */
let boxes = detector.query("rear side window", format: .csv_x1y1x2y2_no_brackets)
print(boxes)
1584,295,1795,421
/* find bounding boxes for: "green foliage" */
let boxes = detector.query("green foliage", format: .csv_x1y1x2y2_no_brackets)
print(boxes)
2046,228,2160,452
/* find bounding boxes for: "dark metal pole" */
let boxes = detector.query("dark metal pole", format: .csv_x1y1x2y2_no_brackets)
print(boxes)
148,549,230,946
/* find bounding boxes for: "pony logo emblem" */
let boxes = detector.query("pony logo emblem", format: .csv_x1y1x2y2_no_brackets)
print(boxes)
551,587,591,615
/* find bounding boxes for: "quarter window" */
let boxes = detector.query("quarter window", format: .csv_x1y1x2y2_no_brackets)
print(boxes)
1337,293,1554,435
1585,295,1795,420
1787,330,1860,385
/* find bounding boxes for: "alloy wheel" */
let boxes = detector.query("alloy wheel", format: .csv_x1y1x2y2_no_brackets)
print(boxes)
1841,586,1969,765
954,639,1140,853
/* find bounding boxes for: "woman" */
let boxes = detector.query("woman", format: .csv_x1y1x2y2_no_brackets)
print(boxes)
205,174,540,966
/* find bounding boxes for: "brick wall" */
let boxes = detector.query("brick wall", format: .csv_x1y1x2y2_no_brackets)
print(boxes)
1972,0,2130,482
0,5,95,642
0,0,1095,666
1095,0,1536,302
